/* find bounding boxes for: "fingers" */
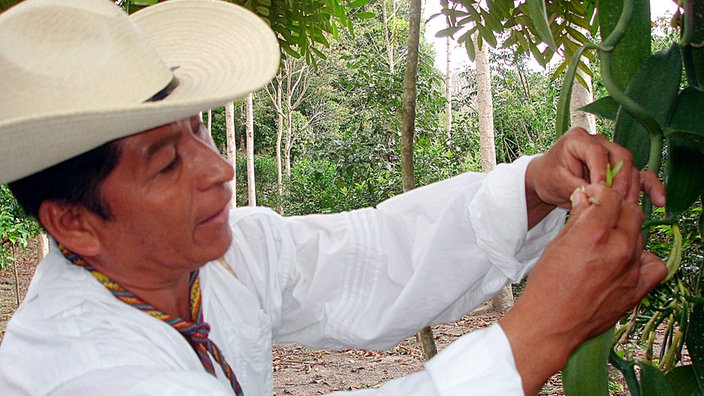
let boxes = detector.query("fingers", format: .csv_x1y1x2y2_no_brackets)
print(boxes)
557,128,630,192
641,171,666,207
557,128,665,208
637,252,668,296
568,184,627,229
625,167,641,204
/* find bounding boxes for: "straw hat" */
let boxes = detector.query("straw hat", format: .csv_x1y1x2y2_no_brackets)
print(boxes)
0,0,280,184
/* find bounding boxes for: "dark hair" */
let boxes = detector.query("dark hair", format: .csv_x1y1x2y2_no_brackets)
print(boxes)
8,140,122,222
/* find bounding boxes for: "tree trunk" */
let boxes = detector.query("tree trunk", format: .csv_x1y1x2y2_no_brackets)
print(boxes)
382,0,395,74
570,60,596,134
284,111,293,178
245,93,256,207
475,42,496,173
400,0,420,193
475,40,514,314
402,0,437,361
225,101,237,208
275,77,284,197
207,109,212,134
11,245,20,305
38,233,49,259
445,37,452,142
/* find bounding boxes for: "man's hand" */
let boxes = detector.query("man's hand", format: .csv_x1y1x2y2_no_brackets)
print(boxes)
501,184,667,395
524,127,665,228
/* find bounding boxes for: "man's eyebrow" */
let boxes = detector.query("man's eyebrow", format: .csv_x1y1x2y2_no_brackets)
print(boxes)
145,130,181,160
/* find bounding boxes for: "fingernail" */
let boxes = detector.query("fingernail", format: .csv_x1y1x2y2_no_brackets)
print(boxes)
571,190,587,207
569,186,586,203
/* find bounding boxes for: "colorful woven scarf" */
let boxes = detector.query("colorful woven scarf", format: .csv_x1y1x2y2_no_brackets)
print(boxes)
59,245,244,395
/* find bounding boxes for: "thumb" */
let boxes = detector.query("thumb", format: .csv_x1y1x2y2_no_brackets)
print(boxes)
569,187,589,213
638,252,668,295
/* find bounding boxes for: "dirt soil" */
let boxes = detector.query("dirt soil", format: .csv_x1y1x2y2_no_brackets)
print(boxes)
0,239,687,395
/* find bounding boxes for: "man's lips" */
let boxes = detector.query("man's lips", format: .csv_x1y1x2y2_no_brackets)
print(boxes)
199,201,230,227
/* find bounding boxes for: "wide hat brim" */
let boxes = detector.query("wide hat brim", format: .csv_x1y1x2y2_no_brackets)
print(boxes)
0,0,280,184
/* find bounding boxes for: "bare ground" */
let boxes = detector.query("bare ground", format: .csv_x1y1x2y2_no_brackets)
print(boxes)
0,240,689,395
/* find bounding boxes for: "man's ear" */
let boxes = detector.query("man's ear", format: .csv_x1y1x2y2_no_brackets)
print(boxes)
38,201,102,256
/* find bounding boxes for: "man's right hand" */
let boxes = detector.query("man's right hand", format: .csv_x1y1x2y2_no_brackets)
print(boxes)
499,184,666,395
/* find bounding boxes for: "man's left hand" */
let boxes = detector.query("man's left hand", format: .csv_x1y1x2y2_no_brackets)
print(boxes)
524,127,665,228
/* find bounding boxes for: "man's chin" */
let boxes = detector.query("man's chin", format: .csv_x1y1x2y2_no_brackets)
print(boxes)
202,228,233,263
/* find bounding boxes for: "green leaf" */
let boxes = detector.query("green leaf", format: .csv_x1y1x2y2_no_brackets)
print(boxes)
480,7,502,32
556,44,592,136
562,328,613,396
477,23,497,48
486,0,511,19
688,303,704,391
638,362,677,396
664,139,704,219
282,45,302,59
526,0,557,51
613,44,682,169
353,11,375,19
581,96,619,121
460,32,476,60
597,0,652,91
666,365,703,396
683,0,704,89
666,87,704,142
441,8,469,17
610,350,641,396
565,25,590,46
346,0,368,8
664,87,704,218
130,0,158,6
436,26,463,38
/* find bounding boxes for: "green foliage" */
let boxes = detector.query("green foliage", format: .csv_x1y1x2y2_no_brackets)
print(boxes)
233,152,281,208
551,1,704,394
437,0,598,79
0,185,42,270
438,0,704,393
119,0,372,67
613,44,681,169
281,158,390,215
563,329,614,396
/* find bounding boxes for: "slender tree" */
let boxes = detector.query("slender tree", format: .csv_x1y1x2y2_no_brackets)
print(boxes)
445,37,452,141
245,93,256,206
225,101,237,207
400,0,438,361
569,62,596,134
475,39,514,314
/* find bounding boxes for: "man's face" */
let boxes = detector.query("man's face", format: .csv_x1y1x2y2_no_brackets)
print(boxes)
91,115,234,276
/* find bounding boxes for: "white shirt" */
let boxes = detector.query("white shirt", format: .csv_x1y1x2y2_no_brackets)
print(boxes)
0,156,565,395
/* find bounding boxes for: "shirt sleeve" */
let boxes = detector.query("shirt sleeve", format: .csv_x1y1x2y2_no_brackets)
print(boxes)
229,155,564,352
321,324,522,396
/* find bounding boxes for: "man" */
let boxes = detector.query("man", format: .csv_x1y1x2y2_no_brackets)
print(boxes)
0,0,666,395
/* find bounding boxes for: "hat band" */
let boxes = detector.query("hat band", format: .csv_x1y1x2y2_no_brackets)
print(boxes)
145,76,180,102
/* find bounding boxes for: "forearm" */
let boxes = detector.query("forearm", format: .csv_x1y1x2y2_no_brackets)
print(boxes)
499,295,580,395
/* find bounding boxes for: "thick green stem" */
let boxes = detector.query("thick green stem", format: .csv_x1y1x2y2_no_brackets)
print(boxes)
598,0,662,140
601,0,635,49
681,0,695,47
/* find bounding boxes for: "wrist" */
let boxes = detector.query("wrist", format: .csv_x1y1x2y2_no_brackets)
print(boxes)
525,157,557,229
499,296,581,395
